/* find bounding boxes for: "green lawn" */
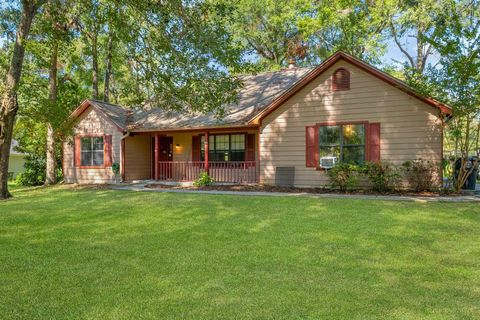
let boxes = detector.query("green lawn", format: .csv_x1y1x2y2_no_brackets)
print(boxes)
1,186,479,319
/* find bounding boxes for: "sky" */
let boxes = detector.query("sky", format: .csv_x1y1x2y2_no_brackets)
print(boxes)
383,35,440,69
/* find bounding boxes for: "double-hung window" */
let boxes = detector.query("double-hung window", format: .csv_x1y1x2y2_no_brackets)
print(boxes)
319,124,365,165
81,136,104,166
200,134,246,161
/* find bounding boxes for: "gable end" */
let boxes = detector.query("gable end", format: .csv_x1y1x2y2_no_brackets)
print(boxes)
249,52,452,125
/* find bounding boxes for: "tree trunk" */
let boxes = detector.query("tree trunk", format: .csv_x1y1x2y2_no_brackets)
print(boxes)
0,1,40,200
45,124,56,184
92,33,99,99
416,29,424,73
103,30,113,102
45,40,58,185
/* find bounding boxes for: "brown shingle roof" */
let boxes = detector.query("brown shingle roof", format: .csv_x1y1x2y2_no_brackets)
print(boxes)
72,52,452,132
128,67,312,131
88,100,129,130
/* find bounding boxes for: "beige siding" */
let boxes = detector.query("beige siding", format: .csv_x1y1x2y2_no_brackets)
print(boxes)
63,107,122,184
173,132,195,161
124,135,151,180
8,154,26,179
260,60,443,187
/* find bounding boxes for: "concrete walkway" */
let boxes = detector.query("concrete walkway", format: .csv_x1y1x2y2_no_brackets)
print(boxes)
111,184,480,202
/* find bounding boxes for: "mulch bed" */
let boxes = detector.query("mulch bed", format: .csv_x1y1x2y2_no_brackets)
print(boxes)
144,183,455,197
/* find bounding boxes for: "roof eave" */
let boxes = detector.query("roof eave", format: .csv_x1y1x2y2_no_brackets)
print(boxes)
128,123,259,133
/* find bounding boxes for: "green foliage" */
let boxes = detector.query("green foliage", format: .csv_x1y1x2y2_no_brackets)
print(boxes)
420,0,480,192
388,0,448,74
193,171,214,187
298,0,388,64
327,163,359,192
361,161,400,193
402,159,437,192
209,0,386,70
15,154,62,186
1,0,246,192
112,163,120,176
99,0,244,114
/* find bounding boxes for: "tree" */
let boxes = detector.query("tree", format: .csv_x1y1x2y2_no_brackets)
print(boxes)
43,0,75,185
388,0,447,74
210,0,309,70
115,0,243,114
299,0,389,64
210,0,388,70
412,0,480,192
3,0,244,193
0,0,44,199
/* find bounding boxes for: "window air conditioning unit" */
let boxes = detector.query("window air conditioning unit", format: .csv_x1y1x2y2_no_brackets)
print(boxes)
320,156,337,169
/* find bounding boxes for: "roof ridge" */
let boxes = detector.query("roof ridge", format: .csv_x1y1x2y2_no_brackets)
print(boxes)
89,99,128,109
239,67,313,77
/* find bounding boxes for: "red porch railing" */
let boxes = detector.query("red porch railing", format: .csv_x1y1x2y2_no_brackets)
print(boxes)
156,161,257,183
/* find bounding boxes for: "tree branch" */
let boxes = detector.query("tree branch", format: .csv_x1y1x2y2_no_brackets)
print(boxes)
390,22,415,68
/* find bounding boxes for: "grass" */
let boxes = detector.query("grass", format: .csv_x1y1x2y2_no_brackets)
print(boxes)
0,186,479,319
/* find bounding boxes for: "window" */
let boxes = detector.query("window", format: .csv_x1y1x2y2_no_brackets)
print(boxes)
80,136,104,166
200,134,245,161
332,68,350,91
319,124,365,165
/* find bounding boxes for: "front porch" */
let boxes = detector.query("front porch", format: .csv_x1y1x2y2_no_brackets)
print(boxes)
122,129,259,184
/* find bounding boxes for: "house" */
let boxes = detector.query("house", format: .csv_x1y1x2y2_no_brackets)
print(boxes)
62,52,452,187
8,140,26,179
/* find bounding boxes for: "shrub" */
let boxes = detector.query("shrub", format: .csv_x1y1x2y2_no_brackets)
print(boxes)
193,171,214,187
361,161,400,193
15,155,46,186
112,162,120,176
327,163,359,192
15,154,62,186
402,159,437,192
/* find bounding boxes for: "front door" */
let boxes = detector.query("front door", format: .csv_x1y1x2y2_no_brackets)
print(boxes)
159,136,173,179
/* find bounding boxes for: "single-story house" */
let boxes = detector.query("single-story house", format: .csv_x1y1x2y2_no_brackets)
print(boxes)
63,51,452,187
8,140,26,179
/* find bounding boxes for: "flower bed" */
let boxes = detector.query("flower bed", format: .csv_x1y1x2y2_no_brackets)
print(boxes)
144,183,453,197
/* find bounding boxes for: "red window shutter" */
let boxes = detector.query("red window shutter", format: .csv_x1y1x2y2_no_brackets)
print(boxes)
192,135,201,161
368,123,381,162
246,134,255,161
332,68,350,91
74,136,81,167
104,135,113,167
306,125,317,167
